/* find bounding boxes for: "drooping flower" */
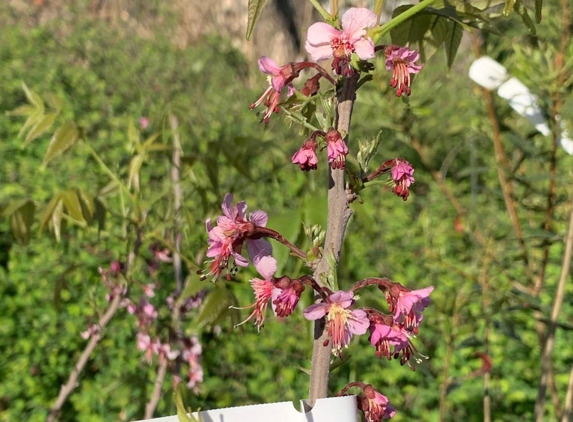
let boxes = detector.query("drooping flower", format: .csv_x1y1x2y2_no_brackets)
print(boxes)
250,57,298,123
136,332,156,363
326,128,349,169
306,7,377,76
234,256,277,331
369,318,425,369
385,46,423,97
202,193,272,280
304,290,369,353
292,138,319,171
391,161,415,201
272,276,304,318
157,342,180,364
386,285,434,332
358,385,396,421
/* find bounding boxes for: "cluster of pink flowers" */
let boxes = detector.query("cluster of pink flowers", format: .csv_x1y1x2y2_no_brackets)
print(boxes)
201,193,272,281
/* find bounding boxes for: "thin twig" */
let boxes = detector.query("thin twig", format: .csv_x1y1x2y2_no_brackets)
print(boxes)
562,365,573,422
144,360,169,419
534,187,573,421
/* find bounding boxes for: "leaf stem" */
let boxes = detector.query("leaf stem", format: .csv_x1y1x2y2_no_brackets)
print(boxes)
83,142,133,201
375,0,437,38
308,0,332,22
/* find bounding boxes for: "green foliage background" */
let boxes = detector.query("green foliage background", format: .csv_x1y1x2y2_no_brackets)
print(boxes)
1,1,572,422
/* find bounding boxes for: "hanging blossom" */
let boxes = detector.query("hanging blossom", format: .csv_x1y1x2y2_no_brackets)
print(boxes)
368,317,426,369
250,57,299,123
326,128,348,170
304,290,369,354
385,285,434,333
306,7,377,76
391,161,415,201
358,384,396,421
292,138,319,171
234,255,278,331
271,275,305,318
385,46,423,97
202,193,272,280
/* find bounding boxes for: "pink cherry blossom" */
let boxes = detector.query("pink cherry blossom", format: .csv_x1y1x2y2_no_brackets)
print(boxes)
292,138,319,171
250,57,297,123
359,385,396,421
137,332,155,363
387,286,433,332
391,161,415,201
306,8,377,76
157,342,180,364
326,129,348,169
139,117,149,130
202,193,272,280
385,46,423,96
272,278,304,318
234,255,277,331
304,290,369,353
142,283,155,298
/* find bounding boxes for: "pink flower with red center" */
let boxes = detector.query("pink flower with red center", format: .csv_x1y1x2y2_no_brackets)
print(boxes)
306,7,377,76
369,319,424,369
386,285,434,332
385,46,423,97
272,277,304,318
358,385,396,421
250,57,297,123
292,138,319,171
326,129,348,169
202,193,272,280
391,161,415,201
303,290,369,353
234,256,277,331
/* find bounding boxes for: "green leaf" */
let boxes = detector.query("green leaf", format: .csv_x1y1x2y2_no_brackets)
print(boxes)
174,384,200,422
179,276,209,302
61,190,85,223
51,198,64,242
77,190,95,222
7,105,36,116
42,120,79,167
94,198,106,233
444,20,463,69
196,287,232,329
514,1,536,35
39,194,62,234
127,120,141,152
246,0,270,40
23,113,57,147
44,93,63,113
17,109,43,139
128,154,144,190
22,83,44,112
4,200,36,244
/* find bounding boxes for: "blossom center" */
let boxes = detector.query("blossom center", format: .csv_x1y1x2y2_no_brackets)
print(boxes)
331,36,354,59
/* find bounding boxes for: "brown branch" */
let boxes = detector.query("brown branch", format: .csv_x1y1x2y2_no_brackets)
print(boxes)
534,187,573,421
308,73,358,406
144,359,169,419
47,226,143,422
471,33,532,285
562,365,573,422
253,226,307,259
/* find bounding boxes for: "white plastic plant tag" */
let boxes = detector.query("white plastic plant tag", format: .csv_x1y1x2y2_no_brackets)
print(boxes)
497,77,550,135
468,56,509,90
133,395,358,422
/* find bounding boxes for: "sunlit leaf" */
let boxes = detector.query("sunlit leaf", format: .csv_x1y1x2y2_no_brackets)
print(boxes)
39,194,62,234
61,190,85,223
7,105,36,116
51,198,64,242
17,109,43,139
23,112,57,147
246,0,270,40
22,82,44,112
44,93,63,113
128,154,144,191
42,120,79,167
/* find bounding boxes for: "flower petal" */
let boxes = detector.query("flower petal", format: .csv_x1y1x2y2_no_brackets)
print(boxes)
249,210,268,226
341,7,377,40
258,56,281,75
303,302,329,320
247,238,272,263
254,255,277,280
305,22,340,61
353,38,375,60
